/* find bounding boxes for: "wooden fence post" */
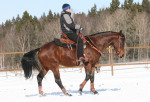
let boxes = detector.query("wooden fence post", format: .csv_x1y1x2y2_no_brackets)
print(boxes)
110,48,114,76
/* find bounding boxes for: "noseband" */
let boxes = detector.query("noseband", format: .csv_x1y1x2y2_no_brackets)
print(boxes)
116,35,124,55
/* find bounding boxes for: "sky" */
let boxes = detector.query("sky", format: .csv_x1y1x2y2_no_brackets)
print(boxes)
0,0,142,24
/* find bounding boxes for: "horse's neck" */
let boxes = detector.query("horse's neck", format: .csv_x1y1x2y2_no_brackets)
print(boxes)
92,35,116,52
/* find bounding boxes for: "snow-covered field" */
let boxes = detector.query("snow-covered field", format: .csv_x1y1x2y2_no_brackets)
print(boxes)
0,65,150,102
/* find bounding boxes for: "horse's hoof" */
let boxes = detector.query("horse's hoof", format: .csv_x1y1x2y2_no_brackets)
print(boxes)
65,93,72,96
78,90,82,95
93,91,99,95
38,91,46,97
78,89,82,95
39,93,46,97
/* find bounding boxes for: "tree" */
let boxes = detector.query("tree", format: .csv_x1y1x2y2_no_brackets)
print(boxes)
5,20,12,28
123,0,133,9
88,4,97,17
142,0,150,13
12,17,16,24
40,13,47,26
22,11,31,23
133,12,150,60
110,0,120,13
136,3,143,12
47,10,54,22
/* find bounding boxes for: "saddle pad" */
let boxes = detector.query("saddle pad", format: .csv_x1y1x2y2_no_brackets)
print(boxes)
54,38,76,48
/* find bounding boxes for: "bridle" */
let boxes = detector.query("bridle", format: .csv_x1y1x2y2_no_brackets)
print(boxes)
85,34,124,55
79,31,124,55
116,35,124,55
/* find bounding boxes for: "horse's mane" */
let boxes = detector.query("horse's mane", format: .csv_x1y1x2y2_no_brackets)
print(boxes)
85,30,124,37
87,31,118,36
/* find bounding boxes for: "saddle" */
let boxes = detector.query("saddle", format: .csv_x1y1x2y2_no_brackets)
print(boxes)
60,33,76,50
60,33,75,44
60,33,87,48
54,33,76,48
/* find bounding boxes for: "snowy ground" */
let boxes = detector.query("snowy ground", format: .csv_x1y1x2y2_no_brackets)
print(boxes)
0,65,150,102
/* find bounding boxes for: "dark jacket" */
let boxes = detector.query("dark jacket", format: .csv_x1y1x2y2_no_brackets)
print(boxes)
60,11,81,34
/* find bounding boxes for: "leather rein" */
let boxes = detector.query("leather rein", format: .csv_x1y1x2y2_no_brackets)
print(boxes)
78,33,103,54
80,34,123,55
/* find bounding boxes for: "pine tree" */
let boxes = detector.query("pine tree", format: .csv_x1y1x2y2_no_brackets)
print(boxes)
5,20,11,28
136,3,143,12
1,23,6,37
123,0,133,9
128,0,133,7
56,13,60,18
122,0,141,14
110,0,120,13
33,16,38,24
16,15,21,23
12,17,16,24
88,4,97,17
123,0,128,9
41,13,47,24
47,10,54,22
142,0,150,13
22,11,31,23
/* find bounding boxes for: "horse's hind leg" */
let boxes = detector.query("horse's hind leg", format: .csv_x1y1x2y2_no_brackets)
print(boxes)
37,69,48,96
52,67,72,96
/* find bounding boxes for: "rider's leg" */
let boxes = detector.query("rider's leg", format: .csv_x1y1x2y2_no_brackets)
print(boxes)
66,33,84,59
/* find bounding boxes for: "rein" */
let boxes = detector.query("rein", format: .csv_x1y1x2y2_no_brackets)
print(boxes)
78,33,103,54
86,36,103,54
84,34,123,55
118,35,121,53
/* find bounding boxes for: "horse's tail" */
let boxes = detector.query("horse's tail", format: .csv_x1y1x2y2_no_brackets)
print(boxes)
21,48,41,79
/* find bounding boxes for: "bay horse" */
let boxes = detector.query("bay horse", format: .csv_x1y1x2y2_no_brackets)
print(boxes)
21,30,125,96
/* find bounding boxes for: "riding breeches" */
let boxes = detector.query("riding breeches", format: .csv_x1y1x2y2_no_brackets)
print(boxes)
65,33,84,58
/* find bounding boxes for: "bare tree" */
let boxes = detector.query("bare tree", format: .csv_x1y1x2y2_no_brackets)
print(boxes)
133,12,150,61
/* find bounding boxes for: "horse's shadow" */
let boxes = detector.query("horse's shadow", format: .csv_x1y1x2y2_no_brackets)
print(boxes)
66,88,121,95
25,88,121,97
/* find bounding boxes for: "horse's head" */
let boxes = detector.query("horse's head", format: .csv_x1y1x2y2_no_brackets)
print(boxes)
112,31,125,58
86,31,125,58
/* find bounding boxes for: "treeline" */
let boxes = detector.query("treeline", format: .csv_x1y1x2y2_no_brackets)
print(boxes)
0,0,150,68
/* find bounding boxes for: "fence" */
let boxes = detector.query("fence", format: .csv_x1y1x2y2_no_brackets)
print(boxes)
0,46,150,77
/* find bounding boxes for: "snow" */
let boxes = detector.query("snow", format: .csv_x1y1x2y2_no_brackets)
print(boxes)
0,65,150,102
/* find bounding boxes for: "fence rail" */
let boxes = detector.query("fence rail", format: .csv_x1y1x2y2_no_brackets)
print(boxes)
0,46,150,76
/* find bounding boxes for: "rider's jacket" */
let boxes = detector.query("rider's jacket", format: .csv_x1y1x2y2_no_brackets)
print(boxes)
60,11,81,34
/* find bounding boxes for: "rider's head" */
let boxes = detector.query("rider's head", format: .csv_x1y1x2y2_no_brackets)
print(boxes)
62,3,71,12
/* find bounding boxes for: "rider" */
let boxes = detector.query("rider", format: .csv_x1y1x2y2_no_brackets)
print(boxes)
60,3,86,62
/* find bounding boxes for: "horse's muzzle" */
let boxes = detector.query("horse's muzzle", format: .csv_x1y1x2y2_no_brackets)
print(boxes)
118,50,124,58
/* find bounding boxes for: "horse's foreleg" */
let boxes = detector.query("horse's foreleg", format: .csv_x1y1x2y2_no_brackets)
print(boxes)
79,63,92,95
79,73,90,95
90,67,98,94
37,69,48,96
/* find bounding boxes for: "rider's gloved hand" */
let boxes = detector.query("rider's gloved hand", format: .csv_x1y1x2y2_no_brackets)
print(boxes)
80,26,84,31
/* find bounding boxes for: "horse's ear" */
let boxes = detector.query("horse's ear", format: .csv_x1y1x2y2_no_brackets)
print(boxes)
120,30,125,38
120,30,122,34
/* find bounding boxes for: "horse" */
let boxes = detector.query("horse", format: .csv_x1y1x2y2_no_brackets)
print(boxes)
21,30,125,96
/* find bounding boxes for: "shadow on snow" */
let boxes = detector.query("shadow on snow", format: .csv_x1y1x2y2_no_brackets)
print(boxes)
25,88,121,97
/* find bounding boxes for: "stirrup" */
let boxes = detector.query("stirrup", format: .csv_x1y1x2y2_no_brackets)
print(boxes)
79,57,89,63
